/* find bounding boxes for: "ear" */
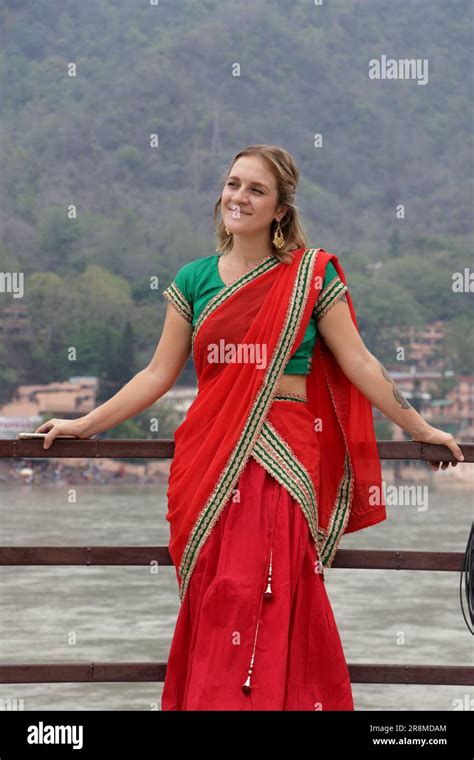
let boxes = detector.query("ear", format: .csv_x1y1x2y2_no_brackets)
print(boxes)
277,205,289,221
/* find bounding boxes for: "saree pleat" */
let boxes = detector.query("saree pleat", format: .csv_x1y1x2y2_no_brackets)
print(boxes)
161,397,354,711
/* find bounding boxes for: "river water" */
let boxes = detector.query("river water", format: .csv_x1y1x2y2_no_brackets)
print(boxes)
0,471,472,711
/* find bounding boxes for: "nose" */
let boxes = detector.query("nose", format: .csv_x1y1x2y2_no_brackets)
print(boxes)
230,187,249,203
229,194,250,214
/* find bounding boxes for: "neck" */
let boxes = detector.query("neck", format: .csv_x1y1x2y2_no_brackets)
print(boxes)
227,233,275,266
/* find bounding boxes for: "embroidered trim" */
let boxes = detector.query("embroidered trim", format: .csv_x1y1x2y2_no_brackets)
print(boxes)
317,344,355,568
320,451,352,567
162,283,193,324
178,248,322,602
250,419,326,553
313,276,348,321
215,253,276,289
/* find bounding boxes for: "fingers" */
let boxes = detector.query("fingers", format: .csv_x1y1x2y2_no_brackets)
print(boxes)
447,436,464,462
428,434,464,471
442,435,464,466
43,428,57,450
35,419,56,446
428,460,459,471
35,420,55,434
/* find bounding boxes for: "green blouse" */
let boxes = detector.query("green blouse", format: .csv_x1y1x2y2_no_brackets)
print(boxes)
163,254,348,375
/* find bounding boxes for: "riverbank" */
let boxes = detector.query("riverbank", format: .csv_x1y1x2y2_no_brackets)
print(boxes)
381,459,473,488
0,456,171,486
0,457,471,489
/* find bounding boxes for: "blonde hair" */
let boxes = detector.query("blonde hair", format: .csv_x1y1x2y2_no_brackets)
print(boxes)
213,144,309,264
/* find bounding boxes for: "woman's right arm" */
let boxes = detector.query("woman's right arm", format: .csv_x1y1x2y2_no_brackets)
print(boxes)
36,302,192,448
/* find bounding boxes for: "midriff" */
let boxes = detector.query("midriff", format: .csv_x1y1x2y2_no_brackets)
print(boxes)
275,373,308,399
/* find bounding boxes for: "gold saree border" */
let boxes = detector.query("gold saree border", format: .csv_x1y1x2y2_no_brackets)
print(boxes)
178,248,321,602
250,419,327,554
317,335,355,568
313,278,348,321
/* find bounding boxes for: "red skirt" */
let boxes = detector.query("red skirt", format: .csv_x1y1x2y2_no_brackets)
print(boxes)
161,400,354,711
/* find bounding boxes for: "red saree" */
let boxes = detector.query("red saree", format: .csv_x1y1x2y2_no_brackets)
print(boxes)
162,247,387,710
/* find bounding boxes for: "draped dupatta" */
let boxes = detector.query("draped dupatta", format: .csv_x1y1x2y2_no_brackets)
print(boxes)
165,247,387,602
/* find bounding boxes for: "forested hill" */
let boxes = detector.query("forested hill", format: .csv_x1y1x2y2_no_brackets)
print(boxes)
0,0,471,396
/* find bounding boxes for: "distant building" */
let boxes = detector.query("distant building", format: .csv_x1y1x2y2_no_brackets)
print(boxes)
0,303,32,341
0,377,99,439
372,370,474,440
382,320,446,371
162,386,197,416
0,377,198,438
430,375,474,439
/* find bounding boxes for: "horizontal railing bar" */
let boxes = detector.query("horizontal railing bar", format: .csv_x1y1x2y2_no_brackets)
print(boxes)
332,549,464,571
0,439,473,461
349,664,474,686
0,439,174,459
0,546,171,566
0,548,465,571
0,662,472,686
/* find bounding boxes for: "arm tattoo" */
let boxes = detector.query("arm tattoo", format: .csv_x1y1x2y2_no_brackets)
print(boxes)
377,359,412,409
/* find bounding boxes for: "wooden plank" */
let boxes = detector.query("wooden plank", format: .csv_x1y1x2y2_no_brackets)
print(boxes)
0,547,466,571
0,439,473,461
0,662,471,686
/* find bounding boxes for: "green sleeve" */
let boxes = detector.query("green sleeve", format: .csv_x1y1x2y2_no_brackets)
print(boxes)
162,261,195,324
323,260,339,287
313,260,348,321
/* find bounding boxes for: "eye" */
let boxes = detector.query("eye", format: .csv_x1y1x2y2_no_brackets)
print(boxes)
226,181,263,194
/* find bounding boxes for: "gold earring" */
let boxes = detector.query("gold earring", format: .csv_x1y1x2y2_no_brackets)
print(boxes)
225,226,231,235
273,220,285,249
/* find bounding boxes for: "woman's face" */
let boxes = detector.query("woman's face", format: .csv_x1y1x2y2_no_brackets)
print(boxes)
221,155,286,236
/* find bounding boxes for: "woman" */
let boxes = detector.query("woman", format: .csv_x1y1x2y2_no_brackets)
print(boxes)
158,144,464,711
35,144,464,711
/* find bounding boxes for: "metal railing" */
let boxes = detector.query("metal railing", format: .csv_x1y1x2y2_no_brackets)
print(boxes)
0,438,473,688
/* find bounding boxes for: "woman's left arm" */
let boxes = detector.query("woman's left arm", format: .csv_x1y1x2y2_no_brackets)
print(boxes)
317,297,465,470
